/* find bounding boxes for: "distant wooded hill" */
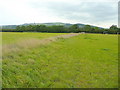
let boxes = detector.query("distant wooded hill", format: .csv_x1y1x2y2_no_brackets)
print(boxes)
1,22,103,29
1,22,119,34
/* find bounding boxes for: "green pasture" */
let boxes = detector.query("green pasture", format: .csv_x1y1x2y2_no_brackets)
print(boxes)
2,32,118,88
2,32,66,45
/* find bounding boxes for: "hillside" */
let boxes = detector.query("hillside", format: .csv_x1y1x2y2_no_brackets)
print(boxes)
1,22,103,29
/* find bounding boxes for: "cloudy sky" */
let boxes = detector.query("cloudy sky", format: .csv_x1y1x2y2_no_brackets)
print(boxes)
0,0,118,28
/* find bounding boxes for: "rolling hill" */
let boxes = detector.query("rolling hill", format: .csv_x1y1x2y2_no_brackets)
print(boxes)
1,22,103,29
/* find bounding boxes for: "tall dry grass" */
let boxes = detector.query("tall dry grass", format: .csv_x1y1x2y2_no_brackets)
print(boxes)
2,33,80,55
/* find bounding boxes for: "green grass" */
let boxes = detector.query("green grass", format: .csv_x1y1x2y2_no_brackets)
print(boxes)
2,33,118,88
2,32,66,45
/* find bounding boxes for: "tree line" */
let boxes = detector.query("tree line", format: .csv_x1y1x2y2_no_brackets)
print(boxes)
1,24,120,34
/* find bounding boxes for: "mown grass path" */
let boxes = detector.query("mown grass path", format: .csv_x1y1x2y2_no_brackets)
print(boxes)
2,32,67,45
2,33,79,55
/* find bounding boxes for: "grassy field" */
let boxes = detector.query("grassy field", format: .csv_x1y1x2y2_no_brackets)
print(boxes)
2,32,118,88
2,32,66,45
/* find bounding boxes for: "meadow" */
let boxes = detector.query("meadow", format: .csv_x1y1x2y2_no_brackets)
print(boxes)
2,32,67,45
2,32,118,88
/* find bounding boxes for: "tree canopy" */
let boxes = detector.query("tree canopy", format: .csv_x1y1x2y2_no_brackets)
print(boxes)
1,24,119,34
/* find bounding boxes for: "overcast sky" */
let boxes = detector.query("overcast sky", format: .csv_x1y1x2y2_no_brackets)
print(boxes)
0,0,119,28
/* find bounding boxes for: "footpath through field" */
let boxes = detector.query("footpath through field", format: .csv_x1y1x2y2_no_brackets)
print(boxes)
2,33,80,55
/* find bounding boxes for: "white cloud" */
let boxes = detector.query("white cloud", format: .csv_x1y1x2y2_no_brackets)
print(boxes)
0,0,118,28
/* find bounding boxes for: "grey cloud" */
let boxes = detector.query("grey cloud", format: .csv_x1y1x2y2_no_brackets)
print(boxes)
30,1,117,25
